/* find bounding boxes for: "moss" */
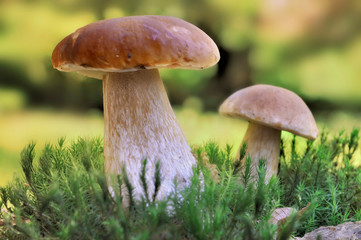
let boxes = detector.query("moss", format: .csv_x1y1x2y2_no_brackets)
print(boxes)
1,128,361,239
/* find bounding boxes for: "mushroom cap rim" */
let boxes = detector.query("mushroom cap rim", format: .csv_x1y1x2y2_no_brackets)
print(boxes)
221,111,317,140
55,63,209,73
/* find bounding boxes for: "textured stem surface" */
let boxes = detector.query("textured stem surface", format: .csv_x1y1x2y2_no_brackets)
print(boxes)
238,122,281,182
103,69,196,201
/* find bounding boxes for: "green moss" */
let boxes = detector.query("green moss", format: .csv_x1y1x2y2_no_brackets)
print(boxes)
1,129,361,239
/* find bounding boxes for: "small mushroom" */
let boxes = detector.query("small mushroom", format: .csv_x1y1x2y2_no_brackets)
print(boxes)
52,16,220,202
219,85,318,182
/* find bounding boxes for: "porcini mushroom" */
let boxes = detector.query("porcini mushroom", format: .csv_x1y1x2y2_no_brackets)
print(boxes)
52,16,220,201
219,84,318,182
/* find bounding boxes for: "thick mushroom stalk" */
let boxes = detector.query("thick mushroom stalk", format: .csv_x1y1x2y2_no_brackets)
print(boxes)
103,69,196,201
237,122,281,182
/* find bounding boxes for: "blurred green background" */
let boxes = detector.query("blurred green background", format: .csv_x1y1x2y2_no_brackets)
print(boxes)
1,0,361,186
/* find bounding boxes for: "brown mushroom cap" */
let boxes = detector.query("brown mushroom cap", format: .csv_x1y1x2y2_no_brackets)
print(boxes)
219,84,318,140
52,15,220,79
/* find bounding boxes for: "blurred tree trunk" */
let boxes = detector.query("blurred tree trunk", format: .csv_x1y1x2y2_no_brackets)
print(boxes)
201,46,253,110
93,0,110,20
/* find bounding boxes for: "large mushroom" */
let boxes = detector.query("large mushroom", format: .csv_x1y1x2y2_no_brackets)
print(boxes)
52,16,219,201
219,84,318,182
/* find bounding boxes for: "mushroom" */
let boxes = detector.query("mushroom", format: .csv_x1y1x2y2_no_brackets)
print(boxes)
51,16,220,202
219,84,318,182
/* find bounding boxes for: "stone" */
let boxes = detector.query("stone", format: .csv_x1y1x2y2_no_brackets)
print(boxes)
270,203,310,227
296,221,361,240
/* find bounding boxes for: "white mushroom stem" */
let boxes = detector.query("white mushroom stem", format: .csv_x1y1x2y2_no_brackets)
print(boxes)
103,69,196,202
237,122,281,183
